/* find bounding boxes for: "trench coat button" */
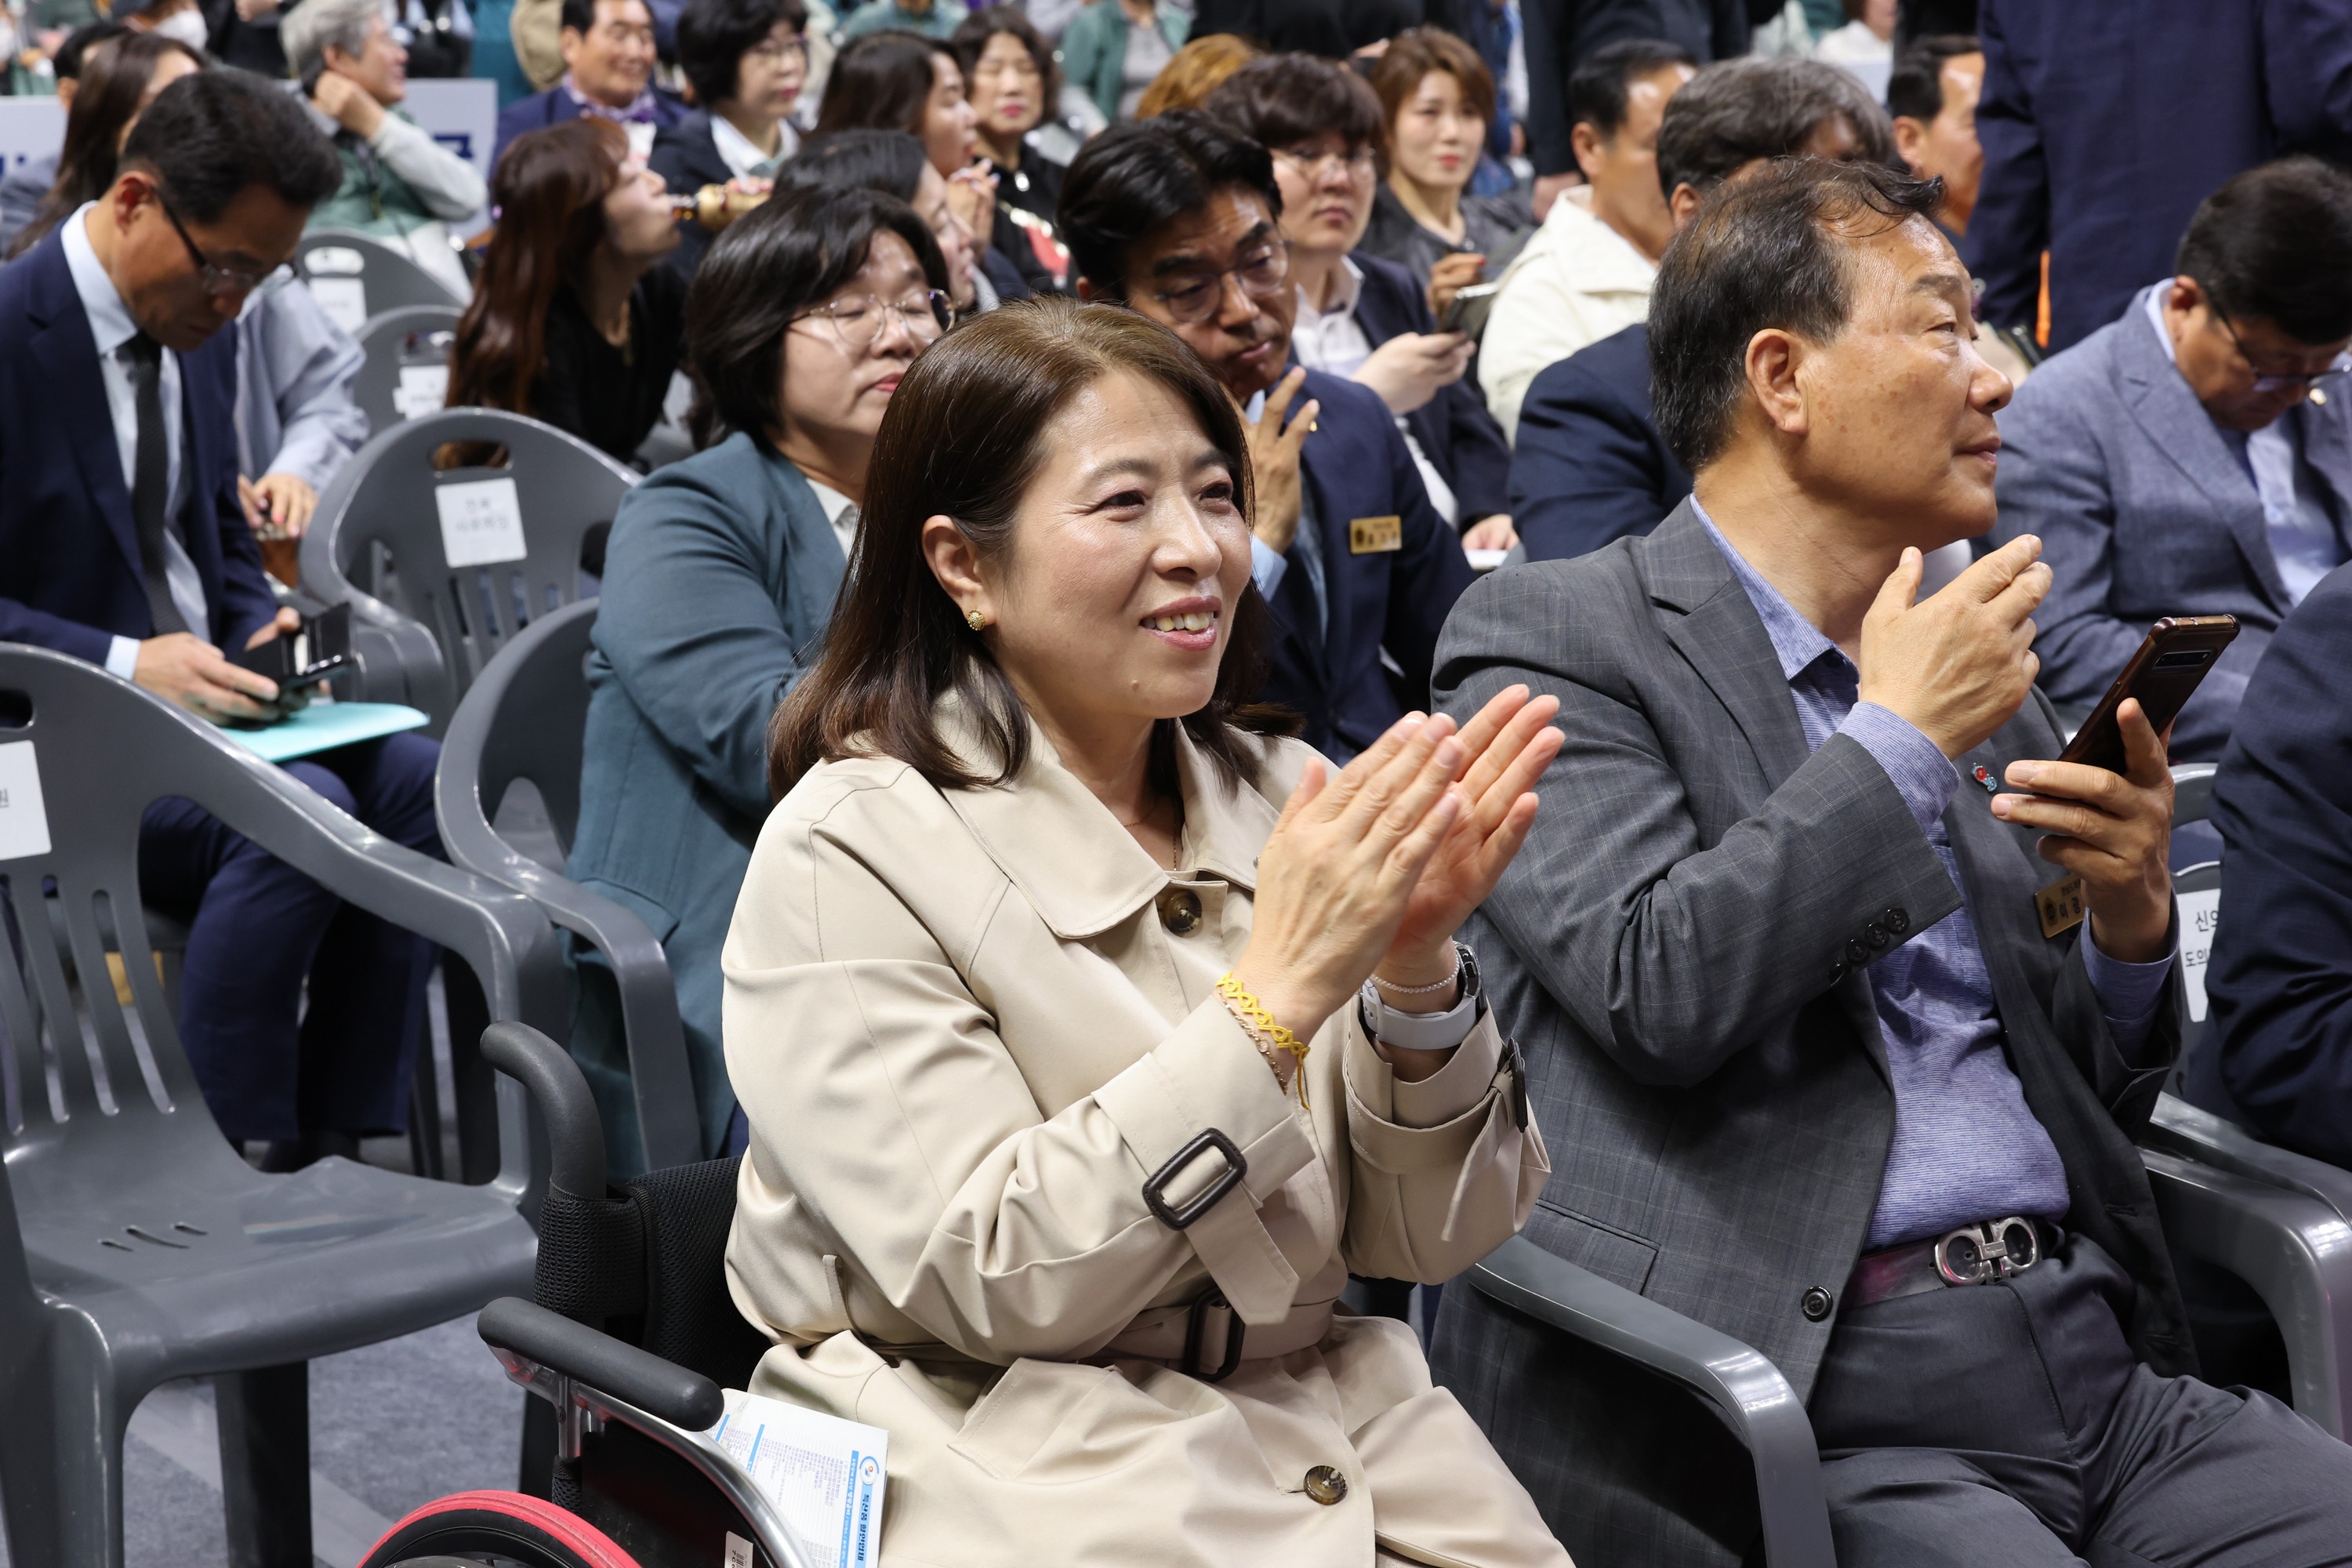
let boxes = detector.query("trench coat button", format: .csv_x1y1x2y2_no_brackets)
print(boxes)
1157,887,1203,936
1303,1465,1348,1505
1801,1286,1835,1322
1884,907,1911,935
1845,936,1870,964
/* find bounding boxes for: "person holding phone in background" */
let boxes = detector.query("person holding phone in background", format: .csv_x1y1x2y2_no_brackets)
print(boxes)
1204,53,1514,553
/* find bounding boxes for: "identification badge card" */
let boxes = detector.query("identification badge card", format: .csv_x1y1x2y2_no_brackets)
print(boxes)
1348,514,1402,554
2034,873,2087,939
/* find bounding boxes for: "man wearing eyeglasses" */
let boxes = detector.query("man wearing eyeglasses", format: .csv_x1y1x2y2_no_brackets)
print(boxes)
0,70,447,1171
1058,111,1475,763
1993,157,2352,762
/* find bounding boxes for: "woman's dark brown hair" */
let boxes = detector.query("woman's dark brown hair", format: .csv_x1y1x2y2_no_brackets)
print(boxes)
770,296,1284,799
446,118,626,416
1367,26,1498,149
9,31,205,259
949,5,1060,123
813,29,953,140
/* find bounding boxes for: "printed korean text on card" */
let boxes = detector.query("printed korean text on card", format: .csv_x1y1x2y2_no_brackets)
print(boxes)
435,476,528,568
709,1390,887,1568
0,741,52,862
2179,888,2220,1023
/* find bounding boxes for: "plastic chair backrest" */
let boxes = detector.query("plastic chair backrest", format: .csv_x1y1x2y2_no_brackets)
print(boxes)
353,304,463,435
0,645,562,1204
297,228,466,321
458,598,595,857
307,408,638,710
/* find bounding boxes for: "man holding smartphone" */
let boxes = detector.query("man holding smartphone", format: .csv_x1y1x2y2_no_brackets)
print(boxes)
1432,158,2352,1568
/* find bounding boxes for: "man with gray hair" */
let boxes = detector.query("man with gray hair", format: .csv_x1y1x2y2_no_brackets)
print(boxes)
285,0,485,296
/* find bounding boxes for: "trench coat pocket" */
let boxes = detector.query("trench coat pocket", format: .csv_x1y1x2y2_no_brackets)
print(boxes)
948,1356,1228,1483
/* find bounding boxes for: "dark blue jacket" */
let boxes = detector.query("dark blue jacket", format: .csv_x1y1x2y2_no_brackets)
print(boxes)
493,85,686,172
2193,564,2352,1163
1264,367,1475,758
1508,322,1691,562
1348,249,1511,525
1967,0,2352,353
0,230,278,666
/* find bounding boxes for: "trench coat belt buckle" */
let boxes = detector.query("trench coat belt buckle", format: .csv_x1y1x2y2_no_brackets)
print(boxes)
1100,1293,1338,1381
1843,1216,2053,1309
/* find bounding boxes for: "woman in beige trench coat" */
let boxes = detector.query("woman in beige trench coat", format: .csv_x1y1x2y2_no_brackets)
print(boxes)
722,297,1573,1567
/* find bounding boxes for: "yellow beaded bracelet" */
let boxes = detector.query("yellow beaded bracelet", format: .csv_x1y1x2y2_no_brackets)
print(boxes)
1216,972,1311,1108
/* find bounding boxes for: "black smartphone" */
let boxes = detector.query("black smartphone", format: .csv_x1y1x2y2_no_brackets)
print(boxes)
2055,615,2240,773
1442,281,1501,338
231,602,354,691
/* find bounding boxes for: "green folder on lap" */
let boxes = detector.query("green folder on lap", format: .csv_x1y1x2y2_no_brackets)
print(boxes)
222,702,431,764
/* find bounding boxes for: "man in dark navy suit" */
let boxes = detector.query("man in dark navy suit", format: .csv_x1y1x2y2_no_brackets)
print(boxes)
1061,111,1475,760
1967,0,2352,354
493,0,684,171
1510,56,1890,561
0,71,443,1169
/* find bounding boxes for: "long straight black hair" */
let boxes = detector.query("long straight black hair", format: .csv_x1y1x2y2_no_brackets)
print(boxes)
768,296,1287,800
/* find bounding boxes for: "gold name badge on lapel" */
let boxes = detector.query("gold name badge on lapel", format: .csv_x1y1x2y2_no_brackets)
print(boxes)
2034,873,2087,939
1348,514,1402,554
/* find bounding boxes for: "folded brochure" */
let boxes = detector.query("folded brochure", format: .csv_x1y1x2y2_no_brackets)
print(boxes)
710,1388,887,1568
220,701,430,765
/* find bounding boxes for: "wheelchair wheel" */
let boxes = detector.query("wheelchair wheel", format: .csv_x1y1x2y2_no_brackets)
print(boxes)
358,1490,643,1568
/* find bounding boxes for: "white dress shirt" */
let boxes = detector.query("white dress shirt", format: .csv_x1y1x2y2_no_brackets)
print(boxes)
64,203,209,677
804,474,861,561
710,111,798,180
1290,260,1461,524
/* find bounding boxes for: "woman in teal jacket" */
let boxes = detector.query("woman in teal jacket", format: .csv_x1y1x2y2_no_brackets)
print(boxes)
566,183,952,1167
1057,0,1188,122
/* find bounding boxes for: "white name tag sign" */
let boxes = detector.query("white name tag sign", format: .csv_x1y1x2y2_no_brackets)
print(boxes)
2179,887,2221,1024
0,740,53,862
308,275,370,335
435,476,528,568
394,363,448,421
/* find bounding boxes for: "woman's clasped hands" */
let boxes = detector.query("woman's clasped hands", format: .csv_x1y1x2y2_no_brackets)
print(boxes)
1232,684,1563,1074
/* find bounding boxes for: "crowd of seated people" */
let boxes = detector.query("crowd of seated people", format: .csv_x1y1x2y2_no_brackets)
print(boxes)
20,6,2352,1566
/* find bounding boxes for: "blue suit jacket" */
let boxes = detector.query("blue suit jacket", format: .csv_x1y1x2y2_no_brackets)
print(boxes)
1989,289,2352,760
0,230,278,665
567,432,847,1153
1347,250,1511,524
1508,322,1692,563
1966,0,2352,353
2194,564,2352,1163
1264,368,1475,757
493,85,686,172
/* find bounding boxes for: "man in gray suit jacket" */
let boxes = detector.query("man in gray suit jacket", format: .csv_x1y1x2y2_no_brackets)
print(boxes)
1993,158,2352,760
1432,158,2352,1567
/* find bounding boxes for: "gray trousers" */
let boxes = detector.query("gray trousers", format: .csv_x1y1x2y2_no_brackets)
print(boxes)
1809,1233,2352,1567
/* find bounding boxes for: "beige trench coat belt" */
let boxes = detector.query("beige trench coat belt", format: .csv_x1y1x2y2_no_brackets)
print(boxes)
1101,1293,1340,1380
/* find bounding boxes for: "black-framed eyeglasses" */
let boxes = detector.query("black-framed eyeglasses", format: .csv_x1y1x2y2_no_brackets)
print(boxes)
155,189,292,299
793,289,954,349
1147,241,1291,325
2205,293,2352,394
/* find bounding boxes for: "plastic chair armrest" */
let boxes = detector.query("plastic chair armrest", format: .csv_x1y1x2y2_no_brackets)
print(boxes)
2143,1148,2352,1438
479,1296,722,1431
2144,1094,2352,1222
1468,1235,1836,1568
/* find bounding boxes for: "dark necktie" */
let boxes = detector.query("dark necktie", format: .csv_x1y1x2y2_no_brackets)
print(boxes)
120,332,186,637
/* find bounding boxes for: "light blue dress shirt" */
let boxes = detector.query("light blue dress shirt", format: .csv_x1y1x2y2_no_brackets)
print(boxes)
2142,282,2348,604
1695,500,2176,1246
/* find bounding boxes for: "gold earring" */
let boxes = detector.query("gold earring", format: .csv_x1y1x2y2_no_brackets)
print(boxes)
967,608,988,631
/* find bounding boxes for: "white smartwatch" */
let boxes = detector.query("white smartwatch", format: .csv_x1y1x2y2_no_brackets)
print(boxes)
1358,942,1485,1051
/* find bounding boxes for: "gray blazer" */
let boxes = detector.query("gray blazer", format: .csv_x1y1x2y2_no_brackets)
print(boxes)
567,433,848,1160
1991,287,2352,760
1429,503,2190,1568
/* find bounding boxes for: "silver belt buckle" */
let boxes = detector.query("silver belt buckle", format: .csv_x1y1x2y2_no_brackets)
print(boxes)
1933,1217,2042,1286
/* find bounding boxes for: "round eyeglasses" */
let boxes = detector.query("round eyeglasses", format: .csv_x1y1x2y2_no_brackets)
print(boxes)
2205,293,2352,394
795,290,954,349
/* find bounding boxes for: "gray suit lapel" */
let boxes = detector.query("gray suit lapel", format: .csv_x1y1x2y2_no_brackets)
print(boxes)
2292,394,2352,552
2114,305,2292,611
1642,502,1810,790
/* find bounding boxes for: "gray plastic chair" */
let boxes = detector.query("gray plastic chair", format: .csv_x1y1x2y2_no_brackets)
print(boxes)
299,408,640,731
437,599,704,1171
352,303,463,434
297,227,467,318
0,644,567,1568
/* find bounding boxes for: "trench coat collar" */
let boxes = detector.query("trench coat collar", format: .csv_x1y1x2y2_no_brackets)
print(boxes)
936,691,1279,940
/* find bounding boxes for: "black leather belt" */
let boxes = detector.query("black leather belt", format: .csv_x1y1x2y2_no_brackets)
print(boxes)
1844,1217,2057,1309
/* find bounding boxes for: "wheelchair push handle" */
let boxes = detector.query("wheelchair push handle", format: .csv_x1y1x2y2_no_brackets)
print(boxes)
480,1295,727,1432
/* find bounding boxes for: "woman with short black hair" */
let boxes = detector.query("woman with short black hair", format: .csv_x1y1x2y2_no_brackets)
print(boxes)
652,0,810,274
949,5,1062,227
564,183,952,1164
